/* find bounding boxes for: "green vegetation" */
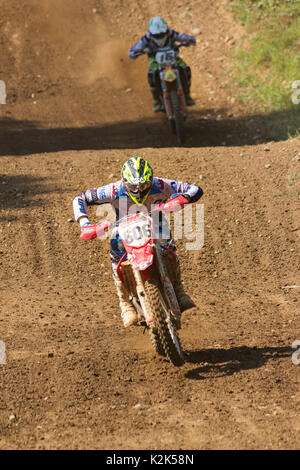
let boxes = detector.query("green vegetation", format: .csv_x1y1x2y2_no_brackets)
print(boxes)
227,0,300,139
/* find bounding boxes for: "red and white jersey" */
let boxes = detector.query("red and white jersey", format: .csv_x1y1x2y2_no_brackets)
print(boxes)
73,177,202,221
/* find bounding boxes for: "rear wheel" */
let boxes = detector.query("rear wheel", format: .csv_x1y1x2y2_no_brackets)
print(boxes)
144,280,184,367
169,90,185,145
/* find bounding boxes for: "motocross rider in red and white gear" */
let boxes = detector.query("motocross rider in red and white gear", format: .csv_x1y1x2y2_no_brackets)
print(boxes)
73,156,203,328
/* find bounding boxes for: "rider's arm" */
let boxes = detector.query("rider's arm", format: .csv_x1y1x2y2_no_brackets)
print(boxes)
170,29,196,45
162,178,203,203
73,183,119,240
153,178,203,212
129,34,150,59
73,183,117,226
73,193,89,226
181,184,203,203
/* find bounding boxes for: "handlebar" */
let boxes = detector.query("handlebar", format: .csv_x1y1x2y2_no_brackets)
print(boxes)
96,210,155,233
176,42,193,48
95,194,189,236
133,42,192,58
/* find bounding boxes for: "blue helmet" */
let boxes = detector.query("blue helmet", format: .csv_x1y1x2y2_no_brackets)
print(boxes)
148,17,169,47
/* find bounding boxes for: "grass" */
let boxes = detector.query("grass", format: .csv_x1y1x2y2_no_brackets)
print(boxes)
228,0,300,25
289,172,300,183
227,0,300,139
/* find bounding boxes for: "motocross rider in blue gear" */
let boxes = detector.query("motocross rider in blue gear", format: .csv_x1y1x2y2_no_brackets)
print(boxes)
129,17,196,112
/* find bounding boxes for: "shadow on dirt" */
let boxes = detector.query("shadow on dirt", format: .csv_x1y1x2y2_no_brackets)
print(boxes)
0,173,58,220
184,345,292,380
0,107,298,156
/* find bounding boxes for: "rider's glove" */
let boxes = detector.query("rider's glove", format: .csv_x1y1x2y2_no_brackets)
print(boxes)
154,194,190,213
130,50,142,60
190,37,196,46
96,220,111,236
80,222,97,241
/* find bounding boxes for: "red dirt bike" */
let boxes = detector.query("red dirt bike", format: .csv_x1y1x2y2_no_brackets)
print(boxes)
94,196,188,367
137,43,190,145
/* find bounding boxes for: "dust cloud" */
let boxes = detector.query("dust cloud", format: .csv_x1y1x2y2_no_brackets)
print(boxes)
24,0,146,92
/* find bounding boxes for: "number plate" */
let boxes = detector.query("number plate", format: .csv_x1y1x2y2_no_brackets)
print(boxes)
119,217,152,248
155,49,176,66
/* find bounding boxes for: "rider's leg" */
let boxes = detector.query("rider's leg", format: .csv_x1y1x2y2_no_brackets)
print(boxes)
110,236,138,328
162,241,196,314
148,60,162,112
160,238,195,329
173,261,196,313
177,59,195,106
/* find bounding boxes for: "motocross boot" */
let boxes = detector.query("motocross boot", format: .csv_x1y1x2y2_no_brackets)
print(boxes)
186,95,195,106
182,80,195,106
113,275,138,328
184,86,195,106
150,87,162,112
173,265,196,313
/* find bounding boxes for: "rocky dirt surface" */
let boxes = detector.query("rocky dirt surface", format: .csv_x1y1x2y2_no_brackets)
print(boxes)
0,0,299,450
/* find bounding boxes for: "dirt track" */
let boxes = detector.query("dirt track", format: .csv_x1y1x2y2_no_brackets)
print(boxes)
0,0,299,450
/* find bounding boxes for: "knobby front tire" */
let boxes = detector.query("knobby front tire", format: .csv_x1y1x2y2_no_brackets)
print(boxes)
144,280,184,367
169,90,185,145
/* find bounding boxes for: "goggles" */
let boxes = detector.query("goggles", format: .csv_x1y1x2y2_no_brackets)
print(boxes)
151,32,167,39
125,180,152,194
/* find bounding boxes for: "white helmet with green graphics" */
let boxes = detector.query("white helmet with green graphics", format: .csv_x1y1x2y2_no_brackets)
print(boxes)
121,156,154,205
148,16,169,47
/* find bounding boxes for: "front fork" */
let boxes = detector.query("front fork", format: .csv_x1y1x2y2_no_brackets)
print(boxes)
161,71,187,119
132,268,154,326
154,243,181,319
131,243,181,326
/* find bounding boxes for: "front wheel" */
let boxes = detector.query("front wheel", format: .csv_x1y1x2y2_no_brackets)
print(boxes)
144,280,184,367
169,90,185,145
149,325,166,357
